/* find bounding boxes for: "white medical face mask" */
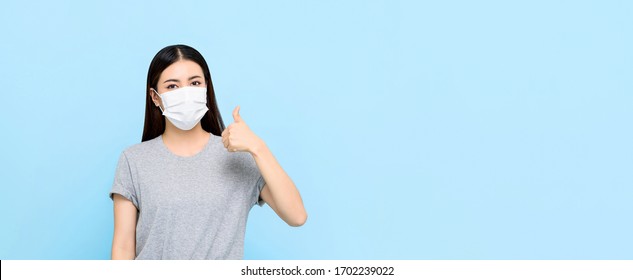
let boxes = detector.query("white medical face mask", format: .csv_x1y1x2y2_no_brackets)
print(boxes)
153,86,209,131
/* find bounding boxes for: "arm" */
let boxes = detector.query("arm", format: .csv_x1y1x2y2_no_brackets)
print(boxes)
222,105,307,227
251,141,307,227
111,194,137,259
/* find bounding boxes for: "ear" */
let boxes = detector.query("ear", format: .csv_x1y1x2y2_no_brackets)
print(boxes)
149,88,161,107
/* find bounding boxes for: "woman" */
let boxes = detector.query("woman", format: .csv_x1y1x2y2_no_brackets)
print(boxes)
109,44,307,260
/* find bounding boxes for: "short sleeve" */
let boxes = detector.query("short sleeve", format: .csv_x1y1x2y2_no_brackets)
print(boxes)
254,174,266,207
109,151,139,209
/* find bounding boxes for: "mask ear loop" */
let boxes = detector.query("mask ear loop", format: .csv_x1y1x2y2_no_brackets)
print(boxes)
151,88,165,113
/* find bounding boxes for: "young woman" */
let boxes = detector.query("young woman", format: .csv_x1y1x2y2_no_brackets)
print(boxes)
109,44,307,260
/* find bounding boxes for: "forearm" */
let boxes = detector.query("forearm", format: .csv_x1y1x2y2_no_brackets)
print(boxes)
250,140,307,226
111,246,135,260
111,238,135,260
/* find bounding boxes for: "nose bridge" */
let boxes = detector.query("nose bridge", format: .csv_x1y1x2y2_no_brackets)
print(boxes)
161,87,194,108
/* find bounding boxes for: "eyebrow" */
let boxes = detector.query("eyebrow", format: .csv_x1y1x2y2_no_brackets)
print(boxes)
162,75,203,84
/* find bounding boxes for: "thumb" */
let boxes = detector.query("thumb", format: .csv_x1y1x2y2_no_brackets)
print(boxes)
232,105,243,122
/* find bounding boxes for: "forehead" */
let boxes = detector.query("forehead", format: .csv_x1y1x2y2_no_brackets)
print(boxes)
159,59,204,81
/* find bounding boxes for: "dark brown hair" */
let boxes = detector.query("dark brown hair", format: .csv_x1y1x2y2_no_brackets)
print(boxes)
141,45,225,142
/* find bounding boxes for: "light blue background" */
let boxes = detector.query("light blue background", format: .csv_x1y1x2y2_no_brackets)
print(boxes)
0,0,631,259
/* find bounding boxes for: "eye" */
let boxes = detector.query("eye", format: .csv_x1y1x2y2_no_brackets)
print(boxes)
191,81,202,86
166,84,178,90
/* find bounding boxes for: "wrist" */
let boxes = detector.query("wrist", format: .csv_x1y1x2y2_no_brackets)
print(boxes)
249,138,268,157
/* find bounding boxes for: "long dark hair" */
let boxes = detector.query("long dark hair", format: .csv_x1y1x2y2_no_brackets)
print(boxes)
141,44,225,142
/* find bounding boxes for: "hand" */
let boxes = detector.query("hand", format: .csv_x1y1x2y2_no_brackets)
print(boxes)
221,105,263,154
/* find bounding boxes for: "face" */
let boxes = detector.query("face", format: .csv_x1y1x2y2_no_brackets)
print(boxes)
150,59,206,109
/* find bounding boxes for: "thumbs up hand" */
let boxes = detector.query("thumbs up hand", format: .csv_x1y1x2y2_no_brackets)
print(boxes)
222,105,264,154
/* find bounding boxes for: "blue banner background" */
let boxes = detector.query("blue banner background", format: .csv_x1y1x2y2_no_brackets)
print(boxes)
0,0,631,259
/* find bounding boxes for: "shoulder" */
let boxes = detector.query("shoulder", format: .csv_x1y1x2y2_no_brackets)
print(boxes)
119,135,162,161
206,133,226,151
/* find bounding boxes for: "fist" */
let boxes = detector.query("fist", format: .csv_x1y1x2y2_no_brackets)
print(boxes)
221,105,263,154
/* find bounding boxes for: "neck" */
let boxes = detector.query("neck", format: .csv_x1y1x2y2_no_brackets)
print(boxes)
162,122,209,144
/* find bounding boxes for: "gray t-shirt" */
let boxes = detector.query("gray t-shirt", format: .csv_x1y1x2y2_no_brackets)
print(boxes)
109,133,265,260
